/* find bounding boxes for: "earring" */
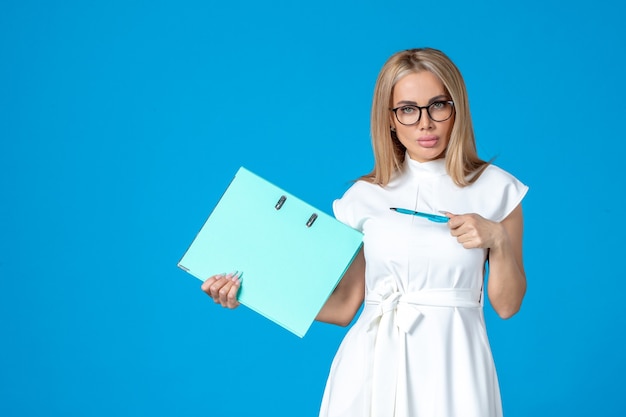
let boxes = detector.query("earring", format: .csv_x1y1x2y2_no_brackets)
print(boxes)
390,127,396,132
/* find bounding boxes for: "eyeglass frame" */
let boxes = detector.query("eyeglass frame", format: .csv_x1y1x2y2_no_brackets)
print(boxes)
390,100,455,125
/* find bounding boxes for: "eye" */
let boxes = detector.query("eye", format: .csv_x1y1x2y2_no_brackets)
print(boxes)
400,106,417,114
431,101,446,110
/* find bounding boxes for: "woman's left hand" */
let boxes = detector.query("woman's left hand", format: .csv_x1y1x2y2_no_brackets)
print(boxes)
444,212,505,250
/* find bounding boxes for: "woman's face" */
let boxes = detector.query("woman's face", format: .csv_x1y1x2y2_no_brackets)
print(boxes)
390,71,455,163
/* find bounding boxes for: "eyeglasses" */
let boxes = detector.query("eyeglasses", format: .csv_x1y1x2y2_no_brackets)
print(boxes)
390,100,455,125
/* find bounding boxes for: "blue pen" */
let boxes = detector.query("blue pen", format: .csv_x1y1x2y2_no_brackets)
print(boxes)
390,207,449,223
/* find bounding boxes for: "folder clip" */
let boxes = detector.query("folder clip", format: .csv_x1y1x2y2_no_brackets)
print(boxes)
306,213,318,228
275,195,287,210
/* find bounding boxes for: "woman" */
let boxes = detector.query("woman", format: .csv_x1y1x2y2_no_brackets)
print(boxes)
203,48,528,417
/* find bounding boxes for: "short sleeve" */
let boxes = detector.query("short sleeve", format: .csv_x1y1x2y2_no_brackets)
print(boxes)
480,166,529,222
332,182,369,232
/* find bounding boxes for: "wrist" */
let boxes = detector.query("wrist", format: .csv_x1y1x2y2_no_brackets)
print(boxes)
490,222,510,252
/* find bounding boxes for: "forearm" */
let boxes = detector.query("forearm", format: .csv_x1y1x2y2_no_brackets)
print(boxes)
487,234,526,319
316,248,365,326
316,288,363,326
486,205,526,319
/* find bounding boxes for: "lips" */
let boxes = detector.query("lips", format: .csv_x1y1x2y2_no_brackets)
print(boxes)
417,135,439,148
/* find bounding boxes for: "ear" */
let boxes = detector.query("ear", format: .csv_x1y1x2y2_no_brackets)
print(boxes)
390,123,398,140
389,114,397,132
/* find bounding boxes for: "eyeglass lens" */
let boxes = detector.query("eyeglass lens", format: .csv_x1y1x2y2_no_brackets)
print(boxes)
395,101,453,125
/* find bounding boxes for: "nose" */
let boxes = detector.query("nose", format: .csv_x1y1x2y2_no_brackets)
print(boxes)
417,110,433,130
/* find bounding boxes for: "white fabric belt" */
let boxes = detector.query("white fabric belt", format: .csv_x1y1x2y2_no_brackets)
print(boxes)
364,279,481,417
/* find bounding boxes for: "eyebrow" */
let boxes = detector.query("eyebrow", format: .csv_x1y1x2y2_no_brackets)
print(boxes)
395,94,450,107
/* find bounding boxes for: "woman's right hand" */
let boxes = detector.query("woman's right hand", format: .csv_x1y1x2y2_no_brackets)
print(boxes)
201,272,242,309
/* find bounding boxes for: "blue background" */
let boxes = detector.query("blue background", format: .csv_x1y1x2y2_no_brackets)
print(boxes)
1,0,624,416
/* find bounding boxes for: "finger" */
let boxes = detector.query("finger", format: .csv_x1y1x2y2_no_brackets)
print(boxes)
217,282,230,307
439,210,455,217
221,272,243,308
218,279,239,307
457,229,486,249
462,239,481,249
449,215,476,232
201,274,223,292
208,276,232,303
454,234,472,249
447,216,462,230
225,278,241,308
449,221,468,236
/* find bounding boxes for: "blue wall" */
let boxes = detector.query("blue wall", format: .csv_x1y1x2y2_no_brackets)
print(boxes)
1,1,624,416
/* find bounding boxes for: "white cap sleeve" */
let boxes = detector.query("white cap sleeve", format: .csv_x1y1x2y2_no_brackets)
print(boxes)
332,182,368,232
482,166,529,222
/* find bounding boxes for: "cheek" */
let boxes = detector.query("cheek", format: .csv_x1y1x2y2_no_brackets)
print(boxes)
394,126,412,144
442,119,454,141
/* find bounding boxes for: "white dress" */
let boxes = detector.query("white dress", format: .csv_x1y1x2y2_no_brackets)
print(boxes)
319,156,528,417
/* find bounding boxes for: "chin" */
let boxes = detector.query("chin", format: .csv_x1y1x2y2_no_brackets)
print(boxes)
409,149,445,162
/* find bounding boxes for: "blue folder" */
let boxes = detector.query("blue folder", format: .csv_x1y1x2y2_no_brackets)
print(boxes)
178,167,363,337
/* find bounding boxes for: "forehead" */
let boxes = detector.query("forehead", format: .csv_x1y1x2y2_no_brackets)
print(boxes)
392,71,446,103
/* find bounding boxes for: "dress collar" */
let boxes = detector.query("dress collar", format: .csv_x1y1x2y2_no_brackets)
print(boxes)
403,153,447,178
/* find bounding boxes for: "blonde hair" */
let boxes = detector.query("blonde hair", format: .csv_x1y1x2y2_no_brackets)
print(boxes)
362,48,488,187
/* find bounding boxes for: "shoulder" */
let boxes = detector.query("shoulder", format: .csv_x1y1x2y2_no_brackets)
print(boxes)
475,164,528,197
471,164,529,221
332,180,382,231
477,164,523,184
339,179,380,198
